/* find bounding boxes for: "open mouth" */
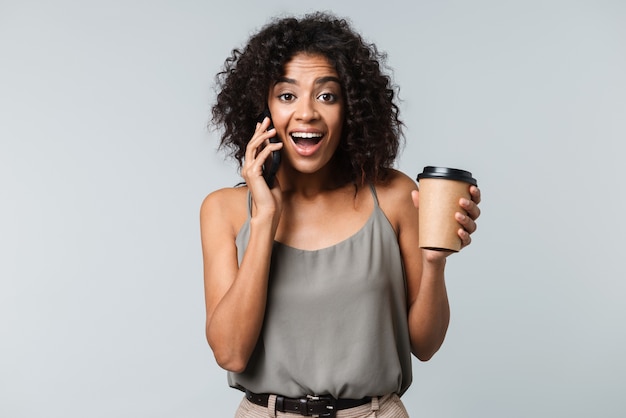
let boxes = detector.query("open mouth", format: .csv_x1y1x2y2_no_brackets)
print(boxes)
290,131,324,146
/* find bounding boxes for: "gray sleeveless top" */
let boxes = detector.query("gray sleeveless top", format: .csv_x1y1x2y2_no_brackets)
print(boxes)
228,185,412,399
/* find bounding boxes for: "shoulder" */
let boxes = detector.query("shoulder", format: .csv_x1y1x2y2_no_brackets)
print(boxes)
374,169,418,207
200,186,249,237
373,169,418,233
201,185,248,209
375,169,417,194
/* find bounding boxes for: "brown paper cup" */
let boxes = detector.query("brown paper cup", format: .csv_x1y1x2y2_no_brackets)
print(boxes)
417,167,477,252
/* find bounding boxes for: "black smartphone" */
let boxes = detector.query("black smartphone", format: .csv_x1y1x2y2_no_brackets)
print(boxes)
258,109,281,188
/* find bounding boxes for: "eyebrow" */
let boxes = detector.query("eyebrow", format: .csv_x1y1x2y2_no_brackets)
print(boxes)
275,76,341,85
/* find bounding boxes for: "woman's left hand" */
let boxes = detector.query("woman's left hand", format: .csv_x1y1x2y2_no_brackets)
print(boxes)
456,185,481,250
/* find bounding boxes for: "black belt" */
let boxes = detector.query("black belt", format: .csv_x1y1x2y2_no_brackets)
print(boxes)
245,389,371,417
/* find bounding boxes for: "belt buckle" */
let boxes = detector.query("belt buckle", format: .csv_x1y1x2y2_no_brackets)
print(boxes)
306,395,336,418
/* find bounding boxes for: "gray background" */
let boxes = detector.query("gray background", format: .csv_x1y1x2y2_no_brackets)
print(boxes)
1,0,625,417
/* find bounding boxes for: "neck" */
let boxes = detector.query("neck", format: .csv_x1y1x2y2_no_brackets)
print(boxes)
277,164,350,198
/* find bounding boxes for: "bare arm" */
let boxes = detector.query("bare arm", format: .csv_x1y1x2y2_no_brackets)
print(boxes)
381,171,481,361
200,119,283,372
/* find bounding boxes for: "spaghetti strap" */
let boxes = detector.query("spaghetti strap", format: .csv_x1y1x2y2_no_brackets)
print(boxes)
246,190,253,218
368,183,380,207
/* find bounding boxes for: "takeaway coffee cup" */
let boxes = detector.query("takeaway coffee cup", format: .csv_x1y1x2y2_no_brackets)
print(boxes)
417,166,478,252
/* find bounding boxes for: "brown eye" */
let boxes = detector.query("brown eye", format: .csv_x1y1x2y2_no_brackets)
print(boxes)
318,93,337,103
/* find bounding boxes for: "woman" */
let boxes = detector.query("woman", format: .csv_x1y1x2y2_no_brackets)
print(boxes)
201,12,481,417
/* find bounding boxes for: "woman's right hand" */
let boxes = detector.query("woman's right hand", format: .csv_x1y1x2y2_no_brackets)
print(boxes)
242,117,284,221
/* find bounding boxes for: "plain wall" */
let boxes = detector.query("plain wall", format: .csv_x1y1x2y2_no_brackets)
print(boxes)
1,0,625,417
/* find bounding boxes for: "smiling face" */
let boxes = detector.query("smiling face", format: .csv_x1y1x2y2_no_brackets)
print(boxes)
267,53,344,179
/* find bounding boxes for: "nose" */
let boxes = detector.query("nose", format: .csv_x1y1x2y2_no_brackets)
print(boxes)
295,98,318,122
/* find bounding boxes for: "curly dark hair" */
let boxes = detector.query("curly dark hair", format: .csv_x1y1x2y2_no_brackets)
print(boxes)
211,11,403,185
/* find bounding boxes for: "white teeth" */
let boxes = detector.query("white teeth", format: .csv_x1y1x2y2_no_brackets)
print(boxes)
291,132,323,139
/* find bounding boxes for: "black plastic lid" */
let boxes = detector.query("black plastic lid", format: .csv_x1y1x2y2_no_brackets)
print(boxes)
417,166,477,186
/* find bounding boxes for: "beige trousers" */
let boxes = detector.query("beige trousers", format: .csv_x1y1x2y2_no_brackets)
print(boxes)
234,393,410,418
